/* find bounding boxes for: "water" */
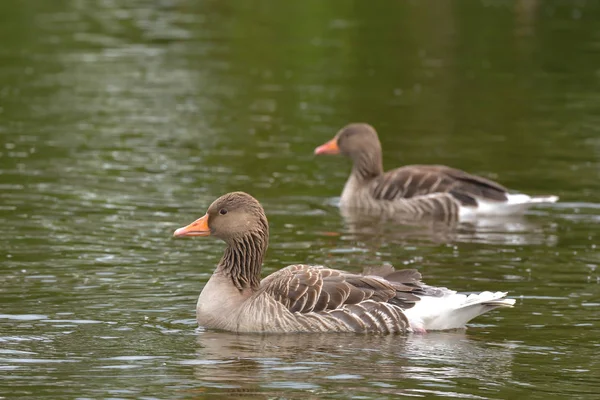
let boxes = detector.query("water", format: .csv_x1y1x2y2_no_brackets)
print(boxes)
1,0,599,398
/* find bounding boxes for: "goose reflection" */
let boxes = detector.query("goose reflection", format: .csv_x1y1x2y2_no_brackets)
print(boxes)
185,330,514,397
339,207,558,246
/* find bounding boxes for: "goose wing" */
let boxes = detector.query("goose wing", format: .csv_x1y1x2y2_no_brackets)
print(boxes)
259,264,426,313
371,165,508,206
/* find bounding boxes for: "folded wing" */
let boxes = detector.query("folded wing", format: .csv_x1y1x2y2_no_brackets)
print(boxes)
371,165,508,206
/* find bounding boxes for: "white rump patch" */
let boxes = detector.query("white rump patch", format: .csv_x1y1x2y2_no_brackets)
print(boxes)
459,193,558,219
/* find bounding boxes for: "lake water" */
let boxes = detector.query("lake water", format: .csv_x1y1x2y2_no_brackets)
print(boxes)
1,0,599,398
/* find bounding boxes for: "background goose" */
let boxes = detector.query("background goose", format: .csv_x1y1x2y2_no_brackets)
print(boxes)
173,191,515,334
314,123,558,220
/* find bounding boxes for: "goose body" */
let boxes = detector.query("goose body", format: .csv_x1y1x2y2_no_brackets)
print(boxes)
174,192,515,334
315,123,558,220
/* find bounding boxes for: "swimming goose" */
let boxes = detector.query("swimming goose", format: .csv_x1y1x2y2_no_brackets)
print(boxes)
315,123,558,220
173,191,515,334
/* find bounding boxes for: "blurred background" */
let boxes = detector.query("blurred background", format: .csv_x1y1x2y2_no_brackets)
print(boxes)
0,0,599,398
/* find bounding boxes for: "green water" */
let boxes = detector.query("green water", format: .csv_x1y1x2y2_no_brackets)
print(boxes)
1,0,599,398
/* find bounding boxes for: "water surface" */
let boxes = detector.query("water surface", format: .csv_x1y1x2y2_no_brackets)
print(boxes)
1,1,599,398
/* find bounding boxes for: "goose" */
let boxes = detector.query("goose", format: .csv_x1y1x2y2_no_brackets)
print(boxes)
314,123,558,220
173,191,515,334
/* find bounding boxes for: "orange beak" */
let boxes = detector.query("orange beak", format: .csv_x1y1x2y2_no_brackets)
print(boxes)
314,138,340,155
173,214,211,237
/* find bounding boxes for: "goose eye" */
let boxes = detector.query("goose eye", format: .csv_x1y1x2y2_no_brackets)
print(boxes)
219,209,228,215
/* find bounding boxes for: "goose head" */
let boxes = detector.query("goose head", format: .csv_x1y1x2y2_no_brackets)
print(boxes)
173,191,269,247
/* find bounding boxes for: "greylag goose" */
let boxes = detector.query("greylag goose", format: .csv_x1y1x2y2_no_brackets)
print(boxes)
315,123,558,220
173,191,515,334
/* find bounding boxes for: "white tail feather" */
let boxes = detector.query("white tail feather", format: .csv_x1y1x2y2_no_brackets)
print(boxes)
404,291,515,332
460,193,559,218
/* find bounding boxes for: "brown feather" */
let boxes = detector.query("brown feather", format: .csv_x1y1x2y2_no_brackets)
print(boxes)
260,264,435,319
370,165,508,205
